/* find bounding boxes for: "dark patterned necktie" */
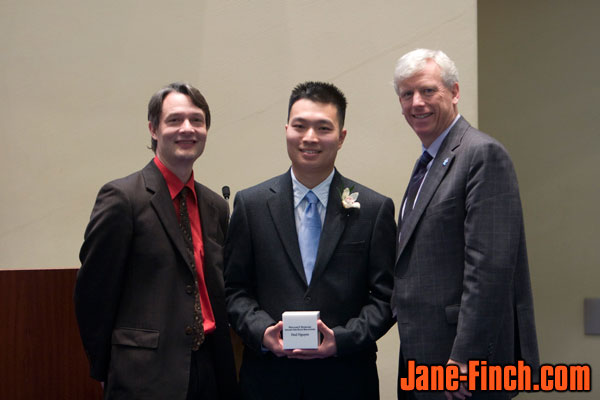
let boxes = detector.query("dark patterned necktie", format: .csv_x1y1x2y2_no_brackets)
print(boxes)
178,187,205,349
400,151,433,229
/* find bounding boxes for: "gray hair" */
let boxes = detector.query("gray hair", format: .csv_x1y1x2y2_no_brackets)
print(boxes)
393,49,459,95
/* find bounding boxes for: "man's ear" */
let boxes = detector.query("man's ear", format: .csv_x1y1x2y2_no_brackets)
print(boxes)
149,122,157,140
338,129,347,149
452,82,460,105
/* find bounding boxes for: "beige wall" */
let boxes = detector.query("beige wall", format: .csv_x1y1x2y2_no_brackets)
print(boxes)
1,1,478,398
479,0,599,398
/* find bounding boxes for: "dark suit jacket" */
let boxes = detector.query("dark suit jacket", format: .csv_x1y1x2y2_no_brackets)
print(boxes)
74,160,238,399
393,117,539,398
224,170,396,398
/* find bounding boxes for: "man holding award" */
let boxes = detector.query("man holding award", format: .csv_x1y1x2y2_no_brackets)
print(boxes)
224,81,396,399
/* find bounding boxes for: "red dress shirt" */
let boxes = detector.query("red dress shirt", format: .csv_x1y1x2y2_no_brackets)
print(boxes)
154,156,216,334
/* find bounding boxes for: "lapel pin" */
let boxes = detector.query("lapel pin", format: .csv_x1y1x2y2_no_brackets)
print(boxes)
443,158,449,166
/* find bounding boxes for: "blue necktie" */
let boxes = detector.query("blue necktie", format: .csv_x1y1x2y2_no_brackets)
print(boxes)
401,151,433,228
299,191,321,285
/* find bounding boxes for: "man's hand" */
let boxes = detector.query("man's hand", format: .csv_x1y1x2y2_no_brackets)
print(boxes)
288,320,337,360
444,359,472,399
262,322,293,357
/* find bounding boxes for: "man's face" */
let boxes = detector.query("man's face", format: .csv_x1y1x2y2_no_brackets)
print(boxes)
397,60,459,147
149,92,208,170
286,99,346,182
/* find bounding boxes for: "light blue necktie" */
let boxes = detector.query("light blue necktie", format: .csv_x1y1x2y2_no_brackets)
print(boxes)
298,191,321,285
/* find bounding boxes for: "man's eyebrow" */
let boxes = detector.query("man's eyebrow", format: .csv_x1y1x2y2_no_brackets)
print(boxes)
290,117,333,125
165,111,204,118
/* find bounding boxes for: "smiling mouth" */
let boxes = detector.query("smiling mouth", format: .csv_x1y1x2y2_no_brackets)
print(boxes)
413,113,433,119
301,149,320,154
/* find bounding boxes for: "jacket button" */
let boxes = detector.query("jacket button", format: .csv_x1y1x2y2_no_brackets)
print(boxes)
185,326,194,335
305,296,311,302
185,285,194,295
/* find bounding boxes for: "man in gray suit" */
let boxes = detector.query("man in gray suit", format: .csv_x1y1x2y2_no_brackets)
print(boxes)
75,82,238,399
224,81,396,399
392,49,539,399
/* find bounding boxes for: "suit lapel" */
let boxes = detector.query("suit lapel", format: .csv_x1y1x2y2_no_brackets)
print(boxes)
196,183,218,242
143,161,195,274
266,172,307,284
396,117,469,261
195,183,222,299
311,171,348,283
396,158,421,259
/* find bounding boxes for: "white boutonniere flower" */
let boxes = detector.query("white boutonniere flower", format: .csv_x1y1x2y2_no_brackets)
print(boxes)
341,187,360,209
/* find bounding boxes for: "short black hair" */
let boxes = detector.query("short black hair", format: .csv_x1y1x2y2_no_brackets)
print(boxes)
287,81,347,127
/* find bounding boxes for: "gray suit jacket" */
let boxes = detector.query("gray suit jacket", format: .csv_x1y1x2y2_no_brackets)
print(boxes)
75,160,238,399
224,169,395,356
394,117,539,392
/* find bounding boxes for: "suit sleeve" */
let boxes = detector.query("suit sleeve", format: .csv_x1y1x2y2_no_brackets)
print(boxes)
223,192,277,351
333,196,396,355
74,183,133,381
451,140,524,362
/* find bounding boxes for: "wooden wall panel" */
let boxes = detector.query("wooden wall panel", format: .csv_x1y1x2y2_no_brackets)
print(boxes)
0,269,102,400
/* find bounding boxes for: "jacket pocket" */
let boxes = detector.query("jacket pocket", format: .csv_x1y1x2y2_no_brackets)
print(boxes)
423,197,456,219
112,327,159,349
445,304,460,324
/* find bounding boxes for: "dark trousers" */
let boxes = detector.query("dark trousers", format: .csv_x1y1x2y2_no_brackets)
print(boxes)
187,335,218,400
239,349,379,400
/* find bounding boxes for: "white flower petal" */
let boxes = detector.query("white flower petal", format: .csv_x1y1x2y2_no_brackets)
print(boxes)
341,188,361,209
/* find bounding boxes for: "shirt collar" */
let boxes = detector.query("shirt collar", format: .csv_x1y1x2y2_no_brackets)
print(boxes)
290,168,335,208
153,156,197,202
423,114,461,158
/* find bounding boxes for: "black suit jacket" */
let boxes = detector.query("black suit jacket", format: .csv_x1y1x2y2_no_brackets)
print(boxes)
224,170,396,398
74,160,238,399
393,117,539,398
